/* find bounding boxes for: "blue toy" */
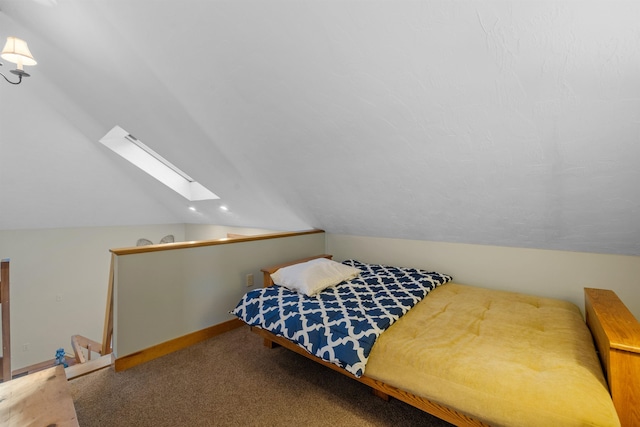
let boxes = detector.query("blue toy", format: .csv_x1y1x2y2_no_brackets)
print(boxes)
55,348,68,368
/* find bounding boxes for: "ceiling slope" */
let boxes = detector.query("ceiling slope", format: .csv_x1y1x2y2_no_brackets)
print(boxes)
0,1,639,255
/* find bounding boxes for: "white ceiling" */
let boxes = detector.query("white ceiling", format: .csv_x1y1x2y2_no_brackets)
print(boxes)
0,1,639,255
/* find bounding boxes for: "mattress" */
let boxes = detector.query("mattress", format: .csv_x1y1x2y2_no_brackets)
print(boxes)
364,283,620,427
232,259,451,377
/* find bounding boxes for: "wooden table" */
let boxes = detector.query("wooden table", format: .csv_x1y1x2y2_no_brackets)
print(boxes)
0,365,79,426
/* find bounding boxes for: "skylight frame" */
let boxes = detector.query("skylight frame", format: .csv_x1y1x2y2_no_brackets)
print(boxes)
99,125,219,202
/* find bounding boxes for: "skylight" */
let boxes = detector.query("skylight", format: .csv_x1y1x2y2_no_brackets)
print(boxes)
99,126,219,201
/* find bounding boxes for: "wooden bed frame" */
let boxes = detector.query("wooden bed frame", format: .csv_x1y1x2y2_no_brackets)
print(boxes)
253,254,640,427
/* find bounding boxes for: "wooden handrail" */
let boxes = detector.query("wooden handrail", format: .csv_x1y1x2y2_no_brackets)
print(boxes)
110,229,324,256
71,335,103,363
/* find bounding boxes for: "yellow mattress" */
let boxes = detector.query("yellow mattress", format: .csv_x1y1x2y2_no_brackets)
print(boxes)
364,283,620,427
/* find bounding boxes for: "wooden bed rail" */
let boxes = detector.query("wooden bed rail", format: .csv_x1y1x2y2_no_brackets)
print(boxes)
585,288,640,427
257,254,490,426
251,326,490,427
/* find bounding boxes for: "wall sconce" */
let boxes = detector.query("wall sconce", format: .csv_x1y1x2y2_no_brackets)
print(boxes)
0,37,37,85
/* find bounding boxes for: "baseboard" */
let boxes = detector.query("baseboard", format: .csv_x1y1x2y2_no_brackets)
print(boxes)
114,318,244,372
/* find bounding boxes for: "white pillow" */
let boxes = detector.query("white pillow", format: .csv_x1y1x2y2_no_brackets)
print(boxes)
270,258,361,296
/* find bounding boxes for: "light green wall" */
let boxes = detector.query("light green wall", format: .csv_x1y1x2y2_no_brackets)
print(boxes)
114,231,325,358
0,224,186,369
0,223,277,370
327,234,640,319
3,227,638,370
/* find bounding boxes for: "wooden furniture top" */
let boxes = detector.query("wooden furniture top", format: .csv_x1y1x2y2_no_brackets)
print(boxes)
585,288,640,354
585,288,640,426
0,365,79,426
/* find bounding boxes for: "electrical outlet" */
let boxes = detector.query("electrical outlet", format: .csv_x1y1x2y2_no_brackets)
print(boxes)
56,293,63,302
22,343,29,352
246,273,254,287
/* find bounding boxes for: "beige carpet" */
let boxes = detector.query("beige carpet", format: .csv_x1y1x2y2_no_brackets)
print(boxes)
69,326,453,426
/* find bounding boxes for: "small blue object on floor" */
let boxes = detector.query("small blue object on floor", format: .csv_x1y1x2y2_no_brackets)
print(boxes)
55,348,68,368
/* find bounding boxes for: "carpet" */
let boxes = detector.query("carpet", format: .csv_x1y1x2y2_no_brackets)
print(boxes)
69,326,453,427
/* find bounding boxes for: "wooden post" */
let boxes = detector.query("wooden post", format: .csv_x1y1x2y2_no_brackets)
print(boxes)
1,259,11,382
585,288,640,427
101,253,115,356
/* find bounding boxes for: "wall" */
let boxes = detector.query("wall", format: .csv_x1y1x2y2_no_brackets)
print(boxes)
0,223,308,370
0,224,186,370
113,230,325,358
184,224,278,241
327,234,640,320
6,227,637,370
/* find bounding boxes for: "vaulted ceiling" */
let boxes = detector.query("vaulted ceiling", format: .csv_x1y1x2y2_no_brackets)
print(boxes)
1,1,639,255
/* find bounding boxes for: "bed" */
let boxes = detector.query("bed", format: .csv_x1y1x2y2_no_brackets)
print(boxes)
231,254,640,427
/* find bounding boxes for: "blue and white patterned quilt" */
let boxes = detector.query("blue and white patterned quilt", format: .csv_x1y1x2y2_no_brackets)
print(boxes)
231,260,452,377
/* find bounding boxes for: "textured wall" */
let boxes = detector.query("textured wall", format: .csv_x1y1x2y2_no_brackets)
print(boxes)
1,1,639,255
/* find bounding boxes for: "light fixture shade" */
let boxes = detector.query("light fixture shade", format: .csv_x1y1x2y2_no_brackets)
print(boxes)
1,37,37,67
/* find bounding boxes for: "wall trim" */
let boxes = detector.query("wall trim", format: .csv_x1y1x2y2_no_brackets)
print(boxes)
114,318,244,372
